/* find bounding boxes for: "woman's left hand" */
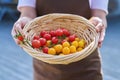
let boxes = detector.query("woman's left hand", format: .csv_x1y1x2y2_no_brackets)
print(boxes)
89,17,107,48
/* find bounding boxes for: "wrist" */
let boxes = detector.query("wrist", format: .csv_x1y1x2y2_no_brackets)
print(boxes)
91,9,107,28
19,7,37,19
20,13,36,19
91,9,107,18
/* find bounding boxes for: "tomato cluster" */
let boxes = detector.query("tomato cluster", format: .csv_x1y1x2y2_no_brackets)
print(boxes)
15,28,86,55
31,28,86,55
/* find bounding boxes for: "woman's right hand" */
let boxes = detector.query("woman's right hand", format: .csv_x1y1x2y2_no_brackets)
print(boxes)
11,17,33,44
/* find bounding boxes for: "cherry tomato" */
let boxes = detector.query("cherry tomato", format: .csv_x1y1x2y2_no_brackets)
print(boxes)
52,37,58,44
69,34,76,42
40,31,48,37
43,33,52,40
33,35,40,40
32,39,41,48
39,38,47,46
17,35,24,41
42,47,49,53
62,29,70,36
49,30,56,37
55,29,63,36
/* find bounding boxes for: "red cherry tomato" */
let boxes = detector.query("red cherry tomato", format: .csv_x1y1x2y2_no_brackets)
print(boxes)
32,40,41,48
40,31,48,37
50,30,56,37
43,33,52,40
17,35,24,41
42,47,49,53
62,29,70,36
52,37,58,44
69,35,76,42
55,29,63,36
39,38,47,46
33,35,40,40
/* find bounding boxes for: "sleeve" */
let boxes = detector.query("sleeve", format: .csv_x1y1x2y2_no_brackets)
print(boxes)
17,0,36,11
89,0,109,14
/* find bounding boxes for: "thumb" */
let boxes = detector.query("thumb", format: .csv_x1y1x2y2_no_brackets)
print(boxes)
89,17,102,26
89,17,103,32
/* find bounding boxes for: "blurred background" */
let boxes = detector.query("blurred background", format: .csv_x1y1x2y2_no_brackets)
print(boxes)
0,0,120,80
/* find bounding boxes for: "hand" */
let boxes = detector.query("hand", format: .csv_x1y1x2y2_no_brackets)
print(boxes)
11,17,32,44
89,17,107,48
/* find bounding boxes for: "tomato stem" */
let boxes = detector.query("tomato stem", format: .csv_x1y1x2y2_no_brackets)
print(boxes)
24,39,32,47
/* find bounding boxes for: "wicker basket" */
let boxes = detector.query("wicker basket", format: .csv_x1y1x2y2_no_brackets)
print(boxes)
20,13,99,64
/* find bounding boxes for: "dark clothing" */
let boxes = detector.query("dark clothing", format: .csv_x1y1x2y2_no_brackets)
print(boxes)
33,49,102,80
36,0,91,19
34,0,102,80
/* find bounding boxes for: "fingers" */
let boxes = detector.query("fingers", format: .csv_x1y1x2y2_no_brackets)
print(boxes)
15,23,24,35
11,17,32,37
98,29,105,47
11,22,22,44
89,17,106,48
11,17,33,45
89,17,102,26
12,21,23,37
95,23,103,32
11,18,25,44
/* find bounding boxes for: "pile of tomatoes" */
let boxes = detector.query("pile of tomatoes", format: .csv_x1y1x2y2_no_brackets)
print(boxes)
15,28,86,55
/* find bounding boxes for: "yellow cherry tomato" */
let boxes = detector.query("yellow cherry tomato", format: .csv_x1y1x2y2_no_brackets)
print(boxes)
77,47,83,51
62,47,70,55
81,39,86,43
75,38,80,42
78,39,85,48
62,41,70,47
46,40,51,47
54,44,63,53
69,46,76,53
71,41,79,48
48,48,56,55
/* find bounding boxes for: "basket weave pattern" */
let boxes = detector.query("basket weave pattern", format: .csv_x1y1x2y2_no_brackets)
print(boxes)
20,13,99,64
